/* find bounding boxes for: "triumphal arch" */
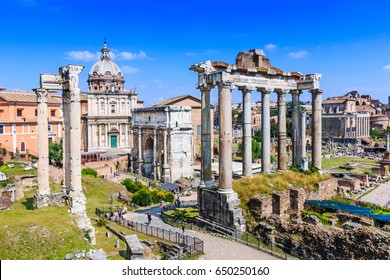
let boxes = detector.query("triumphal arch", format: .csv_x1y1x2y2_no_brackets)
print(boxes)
190,49,322,235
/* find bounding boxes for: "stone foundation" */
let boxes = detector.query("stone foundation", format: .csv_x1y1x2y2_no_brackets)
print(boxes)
196,185,245,236
33,191,66,209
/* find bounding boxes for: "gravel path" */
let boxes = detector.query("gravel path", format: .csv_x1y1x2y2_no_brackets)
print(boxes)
125,211,278,260
360,183,390,207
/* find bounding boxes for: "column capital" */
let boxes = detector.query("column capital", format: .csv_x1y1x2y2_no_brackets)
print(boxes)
238,85,256,93
197,83,214,92
310,88,323,95
34,88,48,103
217,80,235,90
274,88,288,95
290,89,302,95
257,87,272,94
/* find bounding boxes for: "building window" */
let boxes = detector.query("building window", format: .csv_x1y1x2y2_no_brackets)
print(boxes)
20,142,26,153
48,124,52,132
17,109,23,117
35,109,38,116
111,104,116,114
122,102,125,111
22,124,29,134
51,110,56,117
101,102,105,112
0,125,4,134
197,125,201,137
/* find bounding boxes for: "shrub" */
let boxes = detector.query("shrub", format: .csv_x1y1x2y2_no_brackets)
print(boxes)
132,188,153,206
81,168,98,178
0,157,3,167
2,148,7,156
151,189,175,203
121,178,145,193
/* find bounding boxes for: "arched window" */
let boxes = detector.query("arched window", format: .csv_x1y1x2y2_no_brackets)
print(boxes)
20,141,26,153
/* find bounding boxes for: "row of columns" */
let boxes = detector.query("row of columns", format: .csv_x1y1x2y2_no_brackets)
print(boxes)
199,83,323,192
88,123,129,148
356,115,370,138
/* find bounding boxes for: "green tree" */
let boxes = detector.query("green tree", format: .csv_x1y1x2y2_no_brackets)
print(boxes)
121,178,145,193
81,168,98,178
237,139,262,160
49,140,63,166
173,209,189,224
132,188,153,206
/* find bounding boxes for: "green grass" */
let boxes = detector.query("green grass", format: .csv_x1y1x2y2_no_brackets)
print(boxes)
164,207,199,218
0,162,37,177
322,156,379,172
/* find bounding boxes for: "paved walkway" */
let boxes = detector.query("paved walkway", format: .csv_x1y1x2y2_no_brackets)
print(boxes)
125,210,278,260
360,182,390,207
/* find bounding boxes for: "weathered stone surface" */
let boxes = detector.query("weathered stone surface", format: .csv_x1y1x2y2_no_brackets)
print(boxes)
65,253,73,260
125,234,144,260
87,249,107,260
118,190,130,203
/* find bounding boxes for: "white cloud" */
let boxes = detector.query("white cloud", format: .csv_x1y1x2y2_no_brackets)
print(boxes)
121,66,139,74
185,52,197,57
383,65,390,71
289,51,309,59
265,43,277,51
65,51,99,62
117,51,147,60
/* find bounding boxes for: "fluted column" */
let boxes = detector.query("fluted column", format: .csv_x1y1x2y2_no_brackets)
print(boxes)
291,90,301,167
162,130,170,182
218,82,234,193
239,86,253,177
34,88,50,198
276,89,287,170
61,65,85,214
63,90,71,194
300,111,307,170
311,89,323,170
200,84,213,185
259,88,271,174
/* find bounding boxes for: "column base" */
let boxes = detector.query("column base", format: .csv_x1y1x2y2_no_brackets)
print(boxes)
197,186,246,236
33,191,67,209
68,191,87,215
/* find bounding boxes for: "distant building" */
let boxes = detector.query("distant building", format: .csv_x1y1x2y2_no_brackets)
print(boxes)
154,94,214,161
0,89,62,155
131,106,194,182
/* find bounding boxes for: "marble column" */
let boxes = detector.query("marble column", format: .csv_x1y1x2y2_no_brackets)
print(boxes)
311,89,323,170
291,90,301,167
276,89,287,171
61,65,86,214
300,111,308,170
218,82,234,193
138,127,143,175
200,85,213,185
63,90,71,194
239,86,253,177
34,88,50,200
260,88,271,174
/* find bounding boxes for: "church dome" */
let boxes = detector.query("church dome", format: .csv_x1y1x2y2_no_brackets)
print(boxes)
89,40,122,76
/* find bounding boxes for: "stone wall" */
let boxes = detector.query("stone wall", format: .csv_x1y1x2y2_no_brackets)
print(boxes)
350,174,369,185
338,178,361,191
307,178,338,200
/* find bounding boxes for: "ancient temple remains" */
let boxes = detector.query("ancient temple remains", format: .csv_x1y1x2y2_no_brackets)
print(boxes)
190,49,322,235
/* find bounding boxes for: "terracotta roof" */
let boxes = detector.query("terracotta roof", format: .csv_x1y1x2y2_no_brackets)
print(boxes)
0,91,62,104
154,94,201,106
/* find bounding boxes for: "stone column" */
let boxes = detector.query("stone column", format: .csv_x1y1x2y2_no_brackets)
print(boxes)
34,88,50,201
153,128,158,180
199,85,213,185
63,91,71,194
239,86,253,177
291,90,301,167
138,127,143,175
218,82,234,193
300,111,308,170
276,89,287,171
61,65,85,215
105,124,109,147
311,89,323,170
259,88,271,174
162,130,170,182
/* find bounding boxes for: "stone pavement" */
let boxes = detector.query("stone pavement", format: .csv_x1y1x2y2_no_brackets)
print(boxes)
124,210,278,260
360,182,390,207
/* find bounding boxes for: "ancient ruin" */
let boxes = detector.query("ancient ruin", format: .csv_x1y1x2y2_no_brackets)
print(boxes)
33,65,95,244
190,49,322,235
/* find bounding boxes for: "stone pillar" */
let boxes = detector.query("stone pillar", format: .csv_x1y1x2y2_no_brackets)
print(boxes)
34,88,50,203
138,127,143,175
300,111,308,170
291,90,301,167
260,88,271,174
63,91,71,194
218,82,234,193
61,65,86,215
153,128,158,180
311,89,323,170
162,130,170,182
199,85,213,185
276,89,287,171
239,86,253,177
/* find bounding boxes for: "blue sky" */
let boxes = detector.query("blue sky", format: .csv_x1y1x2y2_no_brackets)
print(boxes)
1,0,390,105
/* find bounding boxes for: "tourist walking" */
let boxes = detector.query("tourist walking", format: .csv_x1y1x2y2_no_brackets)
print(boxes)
147,212,152,225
